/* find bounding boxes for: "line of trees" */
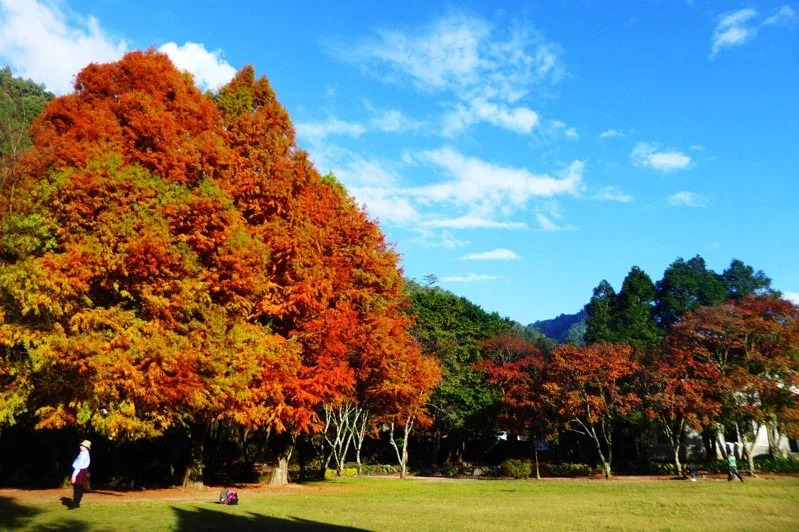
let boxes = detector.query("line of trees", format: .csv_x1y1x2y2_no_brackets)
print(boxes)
479,261,799,478
0,56,796,486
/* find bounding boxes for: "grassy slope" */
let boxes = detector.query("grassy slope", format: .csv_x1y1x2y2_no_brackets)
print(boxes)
3,477,798,531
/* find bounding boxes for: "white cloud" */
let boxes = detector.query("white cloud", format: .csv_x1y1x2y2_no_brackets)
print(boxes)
416,230,468,249
631,142,691,172
443,98,539,135
460,248,520,261
158,42,236,91
564,127,579,139
667,191,708,208
599,129,624,139
783,291,799,305
339,13,564,99
420,147,582,208
351,186,420,225
441,273,504,283
296,118,367,141
711,6,796,58
535,213,577,232
369,108,425,133
424,216,527,230
0,0,126,94
591,186,633,203
763,5,796,26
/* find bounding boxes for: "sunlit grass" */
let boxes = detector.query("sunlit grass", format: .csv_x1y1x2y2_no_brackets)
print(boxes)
3,476,798,531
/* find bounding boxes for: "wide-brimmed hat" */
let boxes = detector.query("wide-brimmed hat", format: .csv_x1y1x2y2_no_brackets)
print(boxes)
80,440,91,450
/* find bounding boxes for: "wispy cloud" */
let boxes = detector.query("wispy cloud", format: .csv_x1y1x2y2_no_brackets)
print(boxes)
534,201,577,232
591,186,633,203
764,5,797,25
599,129,624,139
710,6,796,59
0,0,126,94
631,142,691,172
441,273,505,283
424,216,528,230
158,42,236,91
459,248,521,261
335,12,564,99
783,291,799,305
415,230,468,249
443,98,538,135
296,118,367,141
667,191,708,207
330,11,567,136
369,107,426,133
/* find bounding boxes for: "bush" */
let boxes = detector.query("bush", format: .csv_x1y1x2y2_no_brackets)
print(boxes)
359,464,401,476
753,456,799,473
500,458,532,479
538,463,593,478
324,467,358,479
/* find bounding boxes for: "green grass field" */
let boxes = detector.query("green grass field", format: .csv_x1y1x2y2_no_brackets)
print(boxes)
2,476,798,531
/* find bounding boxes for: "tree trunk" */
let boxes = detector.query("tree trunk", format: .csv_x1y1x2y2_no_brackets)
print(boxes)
430,431,441,471
389,416,414,479
182,424,205,488
534,446,541,480
269,454,290,486
766,419,785,458
269,434,295,486
353,409,369,476
702,426,717,460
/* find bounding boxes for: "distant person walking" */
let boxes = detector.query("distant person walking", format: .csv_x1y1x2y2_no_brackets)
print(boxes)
70,440,91,509
727,446,744,483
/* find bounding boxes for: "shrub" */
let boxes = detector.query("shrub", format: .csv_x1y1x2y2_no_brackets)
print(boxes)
538,463,593,478
324,468,358,479
500,458,532,479
753,456,799,473
359,464,402,476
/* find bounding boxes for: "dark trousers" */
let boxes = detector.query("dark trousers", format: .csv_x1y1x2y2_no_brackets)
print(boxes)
72,483,84,508
728,466,744,482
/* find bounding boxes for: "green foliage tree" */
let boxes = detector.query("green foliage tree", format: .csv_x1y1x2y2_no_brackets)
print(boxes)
654,255,727,328
405,281,511,464
0,67,54,212
721,259,774,300
584,280,617,344
613,266,660,347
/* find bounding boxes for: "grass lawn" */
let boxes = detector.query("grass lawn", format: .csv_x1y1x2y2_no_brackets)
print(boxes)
2,476,798,531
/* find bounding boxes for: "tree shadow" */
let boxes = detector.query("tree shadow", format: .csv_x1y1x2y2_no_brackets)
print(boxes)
0,495,88,531
173,505,369,531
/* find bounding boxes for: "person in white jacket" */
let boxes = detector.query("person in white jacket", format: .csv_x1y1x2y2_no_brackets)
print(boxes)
70,440,91,509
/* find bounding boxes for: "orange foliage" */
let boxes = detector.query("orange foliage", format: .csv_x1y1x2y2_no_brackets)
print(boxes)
0,50,438,440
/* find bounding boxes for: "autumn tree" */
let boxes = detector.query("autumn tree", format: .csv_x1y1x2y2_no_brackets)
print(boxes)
0,51,434,486
643,344,720,475
665,296,799,474
541,344,640,479
478,331,552,478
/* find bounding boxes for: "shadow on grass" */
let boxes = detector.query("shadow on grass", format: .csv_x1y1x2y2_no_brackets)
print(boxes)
173,505,368,531
0,495,88,531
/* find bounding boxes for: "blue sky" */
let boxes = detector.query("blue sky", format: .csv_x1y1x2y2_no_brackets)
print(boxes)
1,1,797,324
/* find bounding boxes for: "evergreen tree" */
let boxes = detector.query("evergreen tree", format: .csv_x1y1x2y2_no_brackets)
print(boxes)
721,258,774,299
584,280,618,344
614,266,660,346
654,255,727,328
